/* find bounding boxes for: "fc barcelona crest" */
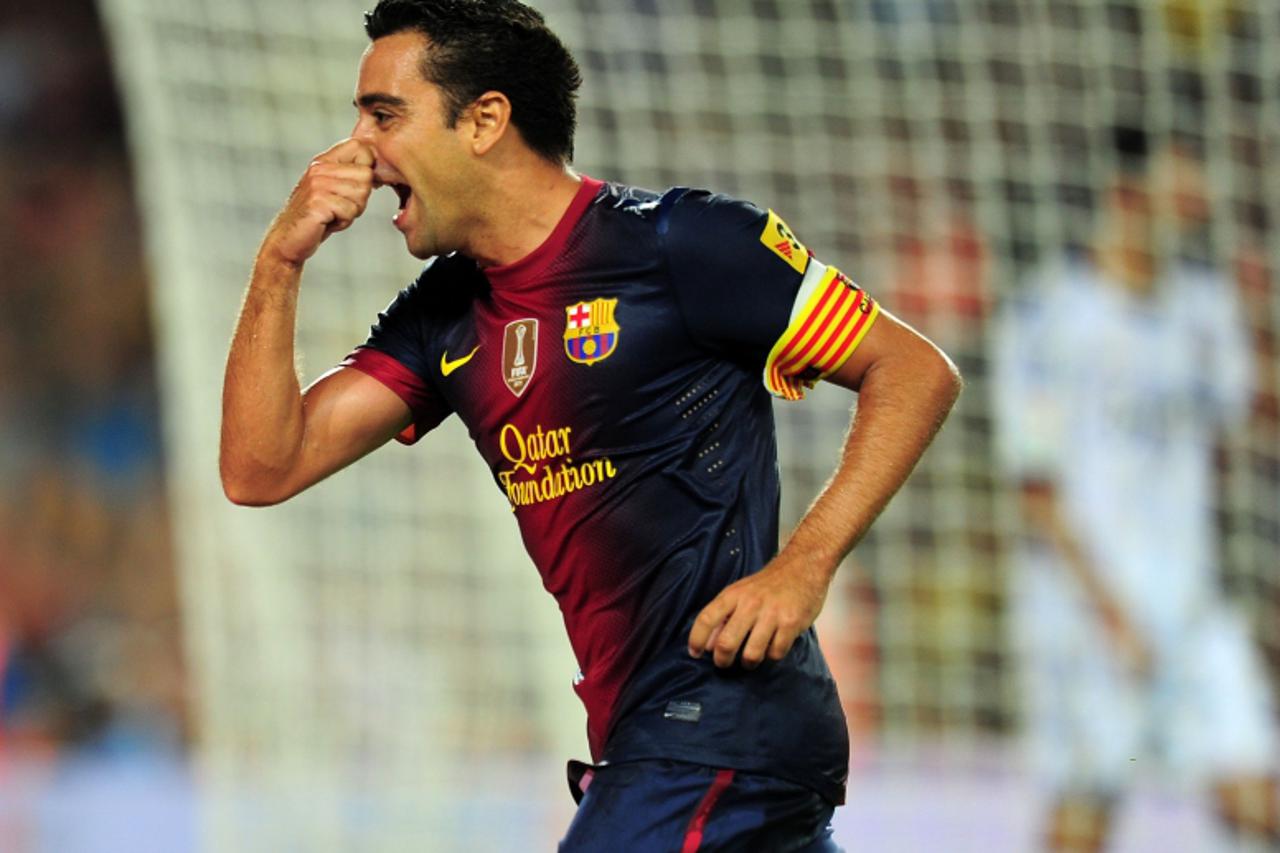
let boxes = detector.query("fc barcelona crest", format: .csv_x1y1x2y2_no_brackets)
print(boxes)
563,298,620,366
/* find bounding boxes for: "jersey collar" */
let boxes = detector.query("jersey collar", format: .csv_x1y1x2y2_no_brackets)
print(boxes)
482,175,604,290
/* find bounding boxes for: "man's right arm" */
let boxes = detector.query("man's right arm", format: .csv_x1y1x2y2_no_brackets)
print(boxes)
220,139,411,506
991,290,1150,676
1018,480,1151,677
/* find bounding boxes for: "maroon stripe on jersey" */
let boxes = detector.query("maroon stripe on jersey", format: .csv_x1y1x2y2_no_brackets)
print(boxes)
680,770,735,853
484,176,605,290
342,347,440,445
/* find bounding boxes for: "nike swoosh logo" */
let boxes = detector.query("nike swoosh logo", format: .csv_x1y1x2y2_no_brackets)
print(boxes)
440,346,480,377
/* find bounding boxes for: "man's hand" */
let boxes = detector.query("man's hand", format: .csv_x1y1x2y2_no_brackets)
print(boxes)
262,138,376,267
687,556,832,669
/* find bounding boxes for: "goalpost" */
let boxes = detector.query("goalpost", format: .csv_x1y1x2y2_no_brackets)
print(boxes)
98,1,1280,850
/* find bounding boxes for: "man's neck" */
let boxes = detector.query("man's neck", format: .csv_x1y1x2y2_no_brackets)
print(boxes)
463,159,583,269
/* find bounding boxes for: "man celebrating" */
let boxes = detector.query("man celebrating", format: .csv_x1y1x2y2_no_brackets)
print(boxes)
219,1,961,849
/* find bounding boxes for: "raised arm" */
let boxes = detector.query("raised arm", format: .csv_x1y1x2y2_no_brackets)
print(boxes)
688,309,962,667
220,139,411,506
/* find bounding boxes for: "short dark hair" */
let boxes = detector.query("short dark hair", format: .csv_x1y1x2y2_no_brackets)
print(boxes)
1111,124,1151,177
364,0,582,163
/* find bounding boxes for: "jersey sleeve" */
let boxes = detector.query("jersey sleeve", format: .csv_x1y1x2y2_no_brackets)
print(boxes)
341,278,453,445
660,189,879,401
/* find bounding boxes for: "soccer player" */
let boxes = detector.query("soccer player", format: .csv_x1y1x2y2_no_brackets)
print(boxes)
219,1,961,849
993,128,1280,852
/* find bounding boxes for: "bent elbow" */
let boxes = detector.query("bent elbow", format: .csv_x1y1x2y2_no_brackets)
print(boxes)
222,482,280,507
221,476,276,507
219,461,292,507
942,352,965,402
925,342,964,408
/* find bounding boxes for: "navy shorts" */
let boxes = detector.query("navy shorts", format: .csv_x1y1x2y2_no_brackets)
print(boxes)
558,759,844,852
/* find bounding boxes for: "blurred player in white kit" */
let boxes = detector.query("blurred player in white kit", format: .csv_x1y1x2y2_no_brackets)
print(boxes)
993,126,1280,852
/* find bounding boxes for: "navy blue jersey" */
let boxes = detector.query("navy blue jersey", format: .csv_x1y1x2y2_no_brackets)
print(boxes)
344,177,879,804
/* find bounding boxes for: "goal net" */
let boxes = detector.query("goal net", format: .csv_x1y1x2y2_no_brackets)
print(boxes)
98,1,1280,850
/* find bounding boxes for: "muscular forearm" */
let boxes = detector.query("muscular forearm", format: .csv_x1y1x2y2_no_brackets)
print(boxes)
687,328,961,667
783,339,962,582
219,253,307,503
220,138,377,505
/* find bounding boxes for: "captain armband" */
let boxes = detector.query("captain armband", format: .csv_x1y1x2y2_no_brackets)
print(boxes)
763,260,879,401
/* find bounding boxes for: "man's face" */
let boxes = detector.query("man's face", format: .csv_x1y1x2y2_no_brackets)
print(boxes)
1155,146,1210,229
1110,176,1155,251
352,32,473,259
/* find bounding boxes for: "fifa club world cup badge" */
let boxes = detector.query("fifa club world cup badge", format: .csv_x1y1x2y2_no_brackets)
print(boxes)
503,318,538,397
563,299,620,366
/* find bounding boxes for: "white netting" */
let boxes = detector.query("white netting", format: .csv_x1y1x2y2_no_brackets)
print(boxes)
98,1,1280,850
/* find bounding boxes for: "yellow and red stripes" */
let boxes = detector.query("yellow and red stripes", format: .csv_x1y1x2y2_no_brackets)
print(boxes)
763,261,879,400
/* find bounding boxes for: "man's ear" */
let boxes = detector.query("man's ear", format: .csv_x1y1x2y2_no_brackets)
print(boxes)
467,91,512,156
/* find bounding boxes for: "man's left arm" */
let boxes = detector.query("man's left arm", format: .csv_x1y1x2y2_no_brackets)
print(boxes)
688,310,962,667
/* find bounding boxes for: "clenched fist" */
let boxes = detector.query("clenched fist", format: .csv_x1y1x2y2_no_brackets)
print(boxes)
262,138,376,267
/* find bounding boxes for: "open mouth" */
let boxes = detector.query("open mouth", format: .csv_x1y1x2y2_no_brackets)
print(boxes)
387,181,413,231
392,182,411,211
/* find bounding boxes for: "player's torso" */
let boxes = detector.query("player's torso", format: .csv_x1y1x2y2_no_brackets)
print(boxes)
360,179,849,796
1055,269,1222,605
1062,270,1217,461
437,255,694,494
422,188,775,642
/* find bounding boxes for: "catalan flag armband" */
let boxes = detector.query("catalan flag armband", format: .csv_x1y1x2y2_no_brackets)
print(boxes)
762,260,879,401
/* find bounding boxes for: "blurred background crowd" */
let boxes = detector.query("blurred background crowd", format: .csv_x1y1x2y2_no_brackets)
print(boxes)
0,0,187,819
